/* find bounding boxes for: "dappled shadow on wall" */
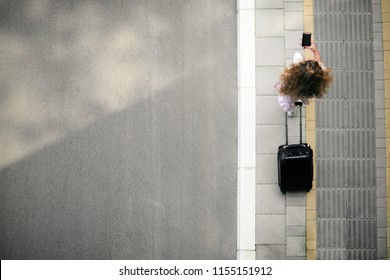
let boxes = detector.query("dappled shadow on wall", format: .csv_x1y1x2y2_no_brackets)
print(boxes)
0,0,237,259
0,0,235,168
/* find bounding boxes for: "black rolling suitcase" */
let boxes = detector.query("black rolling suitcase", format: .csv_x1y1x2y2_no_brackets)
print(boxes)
277,102,313,194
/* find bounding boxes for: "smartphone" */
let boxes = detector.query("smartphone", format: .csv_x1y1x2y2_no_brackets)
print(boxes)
302,32,311,47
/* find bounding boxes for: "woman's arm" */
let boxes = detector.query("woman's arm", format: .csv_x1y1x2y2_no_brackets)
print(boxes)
304,37,323,65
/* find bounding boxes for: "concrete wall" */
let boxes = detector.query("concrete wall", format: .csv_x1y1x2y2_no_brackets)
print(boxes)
0,0,237,259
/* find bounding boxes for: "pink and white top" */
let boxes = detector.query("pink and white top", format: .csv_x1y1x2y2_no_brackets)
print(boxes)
277,93,309,113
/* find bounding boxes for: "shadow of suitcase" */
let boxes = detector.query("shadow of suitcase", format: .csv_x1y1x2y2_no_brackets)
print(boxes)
277,102,313,194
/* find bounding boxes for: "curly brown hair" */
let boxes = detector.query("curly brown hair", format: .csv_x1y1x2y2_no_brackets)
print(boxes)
279,60,332,100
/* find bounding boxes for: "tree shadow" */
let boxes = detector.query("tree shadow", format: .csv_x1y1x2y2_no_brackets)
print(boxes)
0,0,237,259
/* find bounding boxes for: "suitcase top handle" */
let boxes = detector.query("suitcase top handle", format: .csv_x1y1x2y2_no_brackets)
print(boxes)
285,102,303,145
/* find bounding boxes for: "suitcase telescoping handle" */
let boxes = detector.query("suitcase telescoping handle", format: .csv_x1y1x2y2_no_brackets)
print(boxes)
285,101,303,145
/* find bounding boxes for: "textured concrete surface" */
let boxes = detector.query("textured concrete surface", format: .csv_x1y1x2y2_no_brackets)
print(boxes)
315,0,381,260
380,0,390,259
0,0,237,259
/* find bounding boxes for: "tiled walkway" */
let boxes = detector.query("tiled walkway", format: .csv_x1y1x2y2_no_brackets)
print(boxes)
255,0,307,260
314,0,383,260
255,0,387,259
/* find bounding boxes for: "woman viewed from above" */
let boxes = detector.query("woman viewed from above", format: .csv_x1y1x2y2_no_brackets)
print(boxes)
275,36,333,117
